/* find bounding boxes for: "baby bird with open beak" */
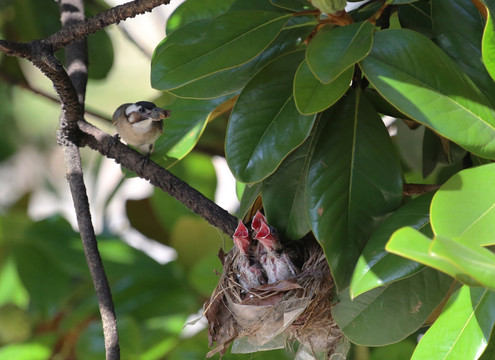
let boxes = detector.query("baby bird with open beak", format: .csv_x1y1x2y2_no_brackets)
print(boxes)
112,101,171,154
252,211,299,283
233,221,267,290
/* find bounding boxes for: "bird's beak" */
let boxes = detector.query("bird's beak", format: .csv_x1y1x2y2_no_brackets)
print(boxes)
150,107,171,121
255,222,276,250
251,210,267,233
233,221,250,254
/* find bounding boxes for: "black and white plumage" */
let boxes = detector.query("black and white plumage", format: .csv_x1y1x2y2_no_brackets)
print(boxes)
112,101,171,154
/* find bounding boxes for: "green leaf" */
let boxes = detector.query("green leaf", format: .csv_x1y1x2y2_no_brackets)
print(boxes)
432,0,495,102
165,0,235,34
360,29,495,160
293,60,352,115
306,21,374,84
306,88,403,291
483,4,495,82
412,286,495,360
422,128,466,178
430,236,495,290
87,30,114,80
270,0,315,11
169,23,314,99
226,51,316,182
151,11,290,91
333,268,453,346
431,164,495,246
386,227,481,286
350,192,434,298
262,124,318,240
0,342,51,360
397,1,433,37
236,182,262,221
154,96,230,168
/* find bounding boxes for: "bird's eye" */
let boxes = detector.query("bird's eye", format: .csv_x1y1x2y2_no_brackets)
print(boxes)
138,107,146,113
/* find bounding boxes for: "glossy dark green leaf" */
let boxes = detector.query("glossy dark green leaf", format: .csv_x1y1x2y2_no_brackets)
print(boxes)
431,164,495,246
293,60,352,115
306,21,374,83
483,4,495,81
154,96,230,168
262,125,319,240
386,227,481,286
350,192,434,298
432,0,495,102
226,51,316,182
168,23,314,99
306,88,403,291
151,11,290,91
412,286,495,360
430,236,495,290
165,0,235,34
398,1,433,37
360,29,495,160
333,268,453,346
236,182,262,221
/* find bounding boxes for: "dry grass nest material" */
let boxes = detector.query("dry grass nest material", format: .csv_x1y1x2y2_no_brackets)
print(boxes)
204,237,347,359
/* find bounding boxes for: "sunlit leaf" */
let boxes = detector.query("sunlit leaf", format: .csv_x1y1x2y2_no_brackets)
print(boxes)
350,192,434,298
360,29,495,160
412,286,495,360
431,164,495,246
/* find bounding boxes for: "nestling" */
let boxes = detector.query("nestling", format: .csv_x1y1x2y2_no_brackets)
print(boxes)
233,221,267,290
112,101,171,154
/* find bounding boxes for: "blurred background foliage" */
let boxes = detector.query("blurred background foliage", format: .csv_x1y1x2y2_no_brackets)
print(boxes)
0,0,480,359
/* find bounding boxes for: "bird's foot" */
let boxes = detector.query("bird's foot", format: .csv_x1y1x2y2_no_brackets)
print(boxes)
105,134,121,156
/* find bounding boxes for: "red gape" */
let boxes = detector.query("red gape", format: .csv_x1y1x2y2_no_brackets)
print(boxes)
233,221,266,290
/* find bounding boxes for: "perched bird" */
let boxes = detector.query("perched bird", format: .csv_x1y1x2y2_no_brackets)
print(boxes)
233,221,267,290
112,101,171,154
254,216,299,283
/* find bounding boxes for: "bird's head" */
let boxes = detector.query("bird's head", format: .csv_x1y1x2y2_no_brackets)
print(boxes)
233,221,251,256
255,221,280,251
251,210,267,234
112,101,171,125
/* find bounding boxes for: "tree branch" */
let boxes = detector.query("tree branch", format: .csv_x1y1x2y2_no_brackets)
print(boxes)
403,183,441,196
57,0,119,359
78,120,239,236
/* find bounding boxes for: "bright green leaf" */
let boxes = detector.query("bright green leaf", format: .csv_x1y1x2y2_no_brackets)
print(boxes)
333,268,453,346
431,163,495,246
412,286,495,360
386,227,481,286
430,236,495,290
350,192,434,298
293,60,352,115
483,4,495,81
0,342,51,360
306,21,374,83
306,88,402,291
151,11,290,91
270,0,315,11
226,51,316,182
360,29,495,160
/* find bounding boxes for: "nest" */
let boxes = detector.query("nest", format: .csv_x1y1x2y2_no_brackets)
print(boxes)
204,237,348,359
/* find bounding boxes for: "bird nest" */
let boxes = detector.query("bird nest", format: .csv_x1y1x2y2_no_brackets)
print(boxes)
204,237,348,359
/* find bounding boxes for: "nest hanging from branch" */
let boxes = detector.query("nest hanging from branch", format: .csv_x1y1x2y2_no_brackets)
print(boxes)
204,235,348,359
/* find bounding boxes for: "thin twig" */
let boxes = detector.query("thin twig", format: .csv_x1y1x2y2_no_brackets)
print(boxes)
403,183,441,196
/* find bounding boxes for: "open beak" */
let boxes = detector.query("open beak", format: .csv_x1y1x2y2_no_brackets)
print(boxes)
251,210,267,234
151,107,171,121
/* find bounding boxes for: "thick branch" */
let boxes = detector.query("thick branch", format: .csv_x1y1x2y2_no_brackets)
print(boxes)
78,120,239,236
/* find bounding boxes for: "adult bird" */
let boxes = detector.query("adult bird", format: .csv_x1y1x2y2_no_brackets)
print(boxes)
112,101,171,154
